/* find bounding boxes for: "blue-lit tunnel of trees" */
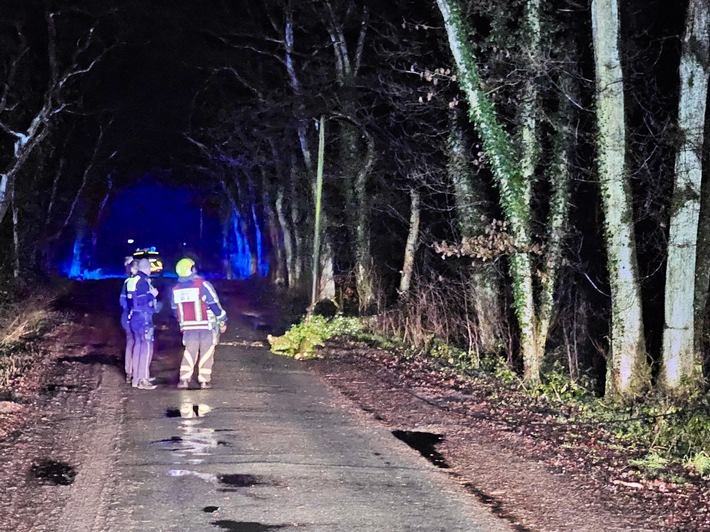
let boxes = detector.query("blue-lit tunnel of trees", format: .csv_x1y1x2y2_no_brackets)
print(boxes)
59,176,269,280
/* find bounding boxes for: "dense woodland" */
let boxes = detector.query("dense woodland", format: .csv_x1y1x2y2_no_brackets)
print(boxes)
0,0,709,401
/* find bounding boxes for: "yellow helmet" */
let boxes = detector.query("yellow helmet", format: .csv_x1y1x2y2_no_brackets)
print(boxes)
175,258,195,277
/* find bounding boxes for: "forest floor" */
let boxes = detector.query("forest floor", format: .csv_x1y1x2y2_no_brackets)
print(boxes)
0,280,708,531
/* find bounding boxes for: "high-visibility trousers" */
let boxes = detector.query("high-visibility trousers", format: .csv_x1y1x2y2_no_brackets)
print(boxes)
179,329,218,383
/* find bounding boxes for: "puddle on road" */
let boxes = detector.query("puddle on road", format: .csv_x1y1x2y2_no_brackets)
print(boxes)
217,474,262,487
203,506,220,513
31,459,77,485
153,436,183,445
392,430,450,469
57,353,119,366
168,471,269,489
211,521,285,531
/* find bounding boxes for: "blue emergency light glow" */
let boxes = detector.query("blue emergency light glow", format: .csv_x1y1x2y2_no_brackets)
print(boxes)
59,177,270,280
230,210,252,278
252,204,269,277
67,235,83,279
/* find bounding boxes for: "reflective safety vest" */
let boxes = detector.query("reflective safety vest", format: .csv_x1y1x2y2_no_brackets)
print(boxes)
127,273,156,314
173,278,212,331
126,276,138,301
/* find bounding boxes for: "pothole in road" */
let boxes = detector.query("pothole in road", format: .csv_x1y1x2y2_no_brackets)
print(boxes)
203,506,220,513
30,459,77,485
211,521,285,531
392,430,450,469
57,353,119,366
41,383,79,396
0,390,25,403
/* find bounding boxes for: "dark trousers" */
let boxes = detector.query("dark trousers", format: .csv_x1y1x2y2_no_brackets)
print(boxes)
129,313,153,386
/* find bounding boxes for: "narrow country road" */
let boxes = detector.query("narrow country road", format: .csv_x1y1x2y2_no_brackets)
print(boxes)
0,280,510,532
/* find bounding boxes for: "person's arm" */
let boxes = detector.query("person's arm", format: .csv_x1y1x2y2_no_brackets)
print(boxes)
119,279,129,310
170,287,180,320
203,281,227,323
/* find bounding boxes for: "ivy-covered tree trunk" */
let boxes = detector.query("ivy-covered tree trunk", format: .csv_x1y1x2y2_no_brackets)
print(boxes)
535,80,574,364
435,0,540,384
447,110,503,355
518,0,541,211
591,0,649,398
661,0,710,392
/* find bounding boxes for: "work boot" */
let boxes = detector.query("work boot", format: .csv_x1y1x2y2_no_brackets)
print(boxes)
200,382,212,389
125,374,132,384
136,379,157,390
177,380,190,389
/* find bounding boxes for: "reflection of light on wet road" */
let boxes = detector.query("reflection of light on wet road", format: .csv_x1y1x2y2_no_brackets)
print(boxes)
172,422,219,459
180,400,212,418
163,400,224,478
168,469,217,482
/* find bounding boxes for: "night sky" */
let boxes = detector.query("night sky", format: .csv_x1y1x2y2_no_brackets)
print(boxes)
34,1,246,276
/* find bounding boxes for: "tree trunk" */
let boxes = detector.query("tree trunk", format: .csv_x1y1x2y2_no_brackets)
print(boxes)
399,187,420,295
285,10,334,298
694,140,710,351
222,213,234,280
661,0,710,392
352,123,376,311
11,189,20,279
266,189,287,286
591,0,649,398
535,85,574,367
447,110,503,355
518,0,541,210
435,0,540,383
289,163,305,287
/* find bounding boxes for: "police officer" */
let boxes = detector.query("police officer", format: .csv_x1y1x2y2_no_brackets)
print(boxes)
119,257,139,384
128,258,159,390
171,258,226,389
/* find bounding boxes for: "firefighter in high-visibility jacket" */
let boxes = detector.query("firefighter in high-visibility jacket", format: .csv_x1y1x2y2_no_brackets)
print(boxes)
171,258,227,389
127,258,159,390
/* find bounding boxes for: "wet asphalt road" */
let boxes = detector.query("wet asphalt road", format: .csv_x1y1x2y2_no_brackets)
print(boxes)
2,280,512,531
114,343,507,531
